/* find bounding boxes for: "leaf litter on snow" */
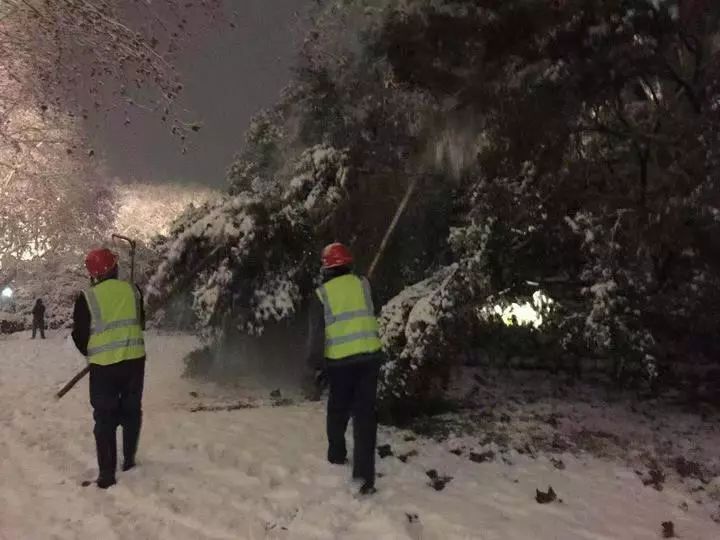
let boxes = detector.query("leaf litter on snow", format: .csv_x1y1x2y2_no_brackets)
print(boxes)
392,365,720,525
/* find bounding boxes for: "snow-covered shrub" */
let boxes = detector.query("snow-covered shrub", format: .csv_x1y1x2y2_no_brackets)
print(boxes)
379,217,493,413
557,211,660,384
0,312,24,334
379,268,453,363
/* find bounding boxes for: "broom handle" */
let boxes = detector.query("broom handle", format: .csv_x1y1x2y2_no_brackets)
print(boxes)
55,365,90,399
367,175,419,280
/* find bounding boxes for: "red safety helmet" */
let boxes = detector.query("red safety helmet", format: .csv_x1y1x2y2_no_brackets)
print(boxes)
321,242,353,269
85,248,118,278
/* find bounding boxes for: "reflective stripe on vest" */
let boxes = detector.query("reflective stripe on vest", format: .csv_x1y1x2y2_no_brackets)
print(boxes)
84,280,145,366
316,274,382,360
87,338,145,357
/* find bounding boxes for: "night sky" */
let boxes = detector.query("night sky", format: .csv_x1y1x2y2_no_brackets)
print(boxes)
91,0,309,188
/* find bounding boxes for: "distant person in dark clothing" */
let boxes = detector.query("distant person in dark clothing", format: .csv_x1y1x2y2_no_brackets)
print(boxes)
306,242,383,496
31,299,46,339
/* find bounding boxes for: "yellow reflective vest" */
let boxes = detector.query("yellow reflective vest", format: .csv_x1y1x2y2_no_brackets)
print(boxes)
316,274,382,360
84,279,145,366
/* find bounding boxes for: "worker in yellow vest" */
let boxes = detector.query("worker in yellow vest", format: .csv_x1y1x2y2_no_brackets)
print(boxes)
306,243,383,495
71,248,146,489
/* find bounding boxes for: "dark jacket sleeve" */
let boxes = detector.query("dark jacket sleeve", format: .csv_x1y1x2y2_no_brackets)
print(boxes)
365,277,380,316
136,285,146,331
71,294,90,356
306,294,326,370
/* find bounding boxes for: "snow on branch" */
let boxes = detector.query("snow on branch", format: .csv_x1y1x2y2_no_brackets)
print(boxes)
148,145,351,339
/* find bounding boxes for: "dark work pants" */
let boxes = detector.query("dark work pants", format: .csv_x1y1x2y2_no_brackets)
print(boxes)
89,358,145,480
31,320,45,339
326,360,380,485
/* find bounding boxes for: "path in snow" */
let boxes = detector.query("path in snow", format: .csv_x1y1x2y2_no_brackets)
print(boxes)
0,332,717,539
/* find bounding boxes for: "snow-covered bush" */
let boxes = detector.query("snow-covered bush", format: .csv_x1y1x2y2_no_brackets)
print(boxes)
556,211,659,383
0,312,24,334
379,217,492,411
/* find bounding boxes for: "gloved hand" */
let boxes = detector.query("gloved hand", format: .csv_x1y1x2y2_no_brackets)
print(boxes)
301,368,327,402
314,368,328,389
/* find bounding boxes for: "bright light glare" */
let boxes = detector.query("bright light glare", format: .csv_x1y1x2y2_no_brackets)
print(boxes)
1,287,13,298
491,290,554,329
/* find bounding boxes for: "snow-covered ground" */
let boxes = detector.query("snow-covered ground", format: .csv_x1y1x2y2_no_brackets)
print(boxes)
0,332,717,539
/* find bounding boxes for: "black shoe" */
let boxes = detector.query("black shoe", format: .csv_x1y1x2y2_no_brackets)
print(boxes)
96,476,116,489
328,457,348,466
358,481,376,496
122,460,136,472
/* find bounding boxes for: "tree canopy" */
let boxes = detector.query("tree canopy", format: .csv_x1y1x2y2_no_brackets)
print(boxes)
151,0,720,413
0,0,223,287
